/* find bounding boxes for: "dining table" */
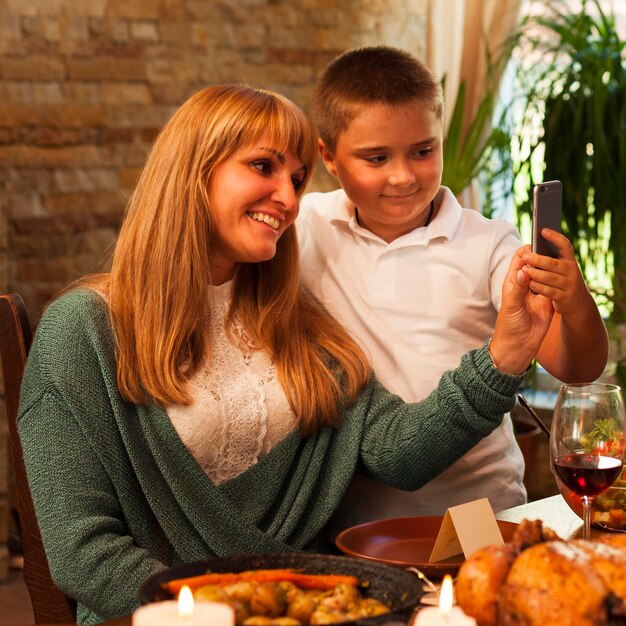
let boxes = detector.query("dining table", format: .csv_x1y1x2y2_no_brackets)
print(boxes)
19,494,613,626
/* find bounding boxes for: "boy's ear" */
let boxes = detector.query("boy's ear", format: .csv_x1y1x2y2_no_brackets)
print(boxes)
318,139,338,178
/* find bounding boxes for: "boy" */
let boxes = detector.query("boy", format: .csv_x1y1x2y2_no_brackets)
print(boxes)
297,46,608,524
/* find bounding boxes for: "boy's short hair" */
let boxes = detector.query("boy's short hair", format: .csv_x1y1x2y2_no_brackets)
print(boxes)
313,45,443,151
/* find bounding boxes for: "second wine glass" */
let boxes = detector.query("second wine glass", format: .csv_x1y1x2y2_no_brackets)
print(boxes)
550,383,626,540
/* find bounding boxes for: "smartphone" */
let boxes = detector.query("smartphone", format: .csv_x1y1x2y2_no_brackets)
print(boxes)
532,180,562,258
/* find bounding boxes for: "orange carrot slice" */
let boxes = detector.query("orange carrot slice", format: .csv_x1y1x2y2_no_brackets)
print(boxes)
164,569,298,594
163,569,360,595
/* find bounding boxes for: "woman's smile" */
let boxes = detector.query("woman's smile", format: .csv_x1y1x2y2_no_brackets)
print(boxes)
247,211,281,231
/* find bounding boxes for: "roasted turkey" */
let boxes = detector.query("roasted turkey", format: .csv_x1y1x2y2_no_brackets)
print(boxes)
456,520,626,625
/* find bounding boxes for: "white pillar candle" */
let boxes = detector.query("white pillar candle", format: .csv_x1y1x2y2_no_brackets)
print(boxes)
413,575,476,626
414,605,477,625
134,586,235,626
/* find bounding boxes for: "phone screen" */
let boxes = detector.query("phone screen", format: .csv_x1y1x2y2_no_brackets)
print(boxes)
532,180,562,258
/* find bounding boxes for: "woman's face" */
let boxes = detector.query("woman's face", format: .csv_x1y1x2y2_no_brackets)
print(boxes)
207,137,307,284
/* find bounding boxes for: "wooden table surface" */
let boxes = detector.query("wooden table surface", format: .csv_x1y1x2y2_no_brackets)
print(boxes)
23,494,620,626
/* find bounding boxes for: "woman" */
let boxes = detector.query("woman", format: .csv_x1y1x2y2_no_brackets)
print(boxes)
18,84,553,624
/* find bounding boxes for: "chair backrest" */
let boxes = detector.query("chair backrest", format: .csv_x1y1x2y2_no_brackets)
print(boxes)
0,293,76,624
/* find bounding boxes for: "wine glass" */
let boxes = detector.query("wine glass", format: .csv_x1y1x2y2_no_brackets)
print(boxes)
550,383,626,540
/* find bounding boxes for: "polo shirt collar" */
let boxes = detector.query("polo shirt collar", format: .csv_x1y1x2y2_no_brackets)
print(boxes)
328,186,463,247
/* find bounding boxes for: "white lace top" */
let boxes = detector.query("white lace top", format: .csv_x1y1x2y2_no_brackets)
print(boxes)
167,281,298,485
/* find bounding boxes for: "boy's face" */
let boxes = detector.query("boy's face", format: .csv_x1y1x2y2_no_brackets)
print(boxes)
320,101,443,243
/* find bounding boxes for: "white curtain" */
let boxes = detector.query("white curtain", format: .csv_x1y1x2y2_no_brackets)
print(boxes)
427,0,523,207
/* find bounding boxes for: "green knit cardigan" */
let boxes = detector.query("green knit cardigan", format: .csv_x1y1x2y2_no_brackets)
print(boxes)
18,289,525,624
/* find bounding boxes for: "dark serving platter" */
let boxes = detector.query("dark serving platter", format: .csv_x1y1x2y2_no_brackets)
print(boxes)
140,552,423,625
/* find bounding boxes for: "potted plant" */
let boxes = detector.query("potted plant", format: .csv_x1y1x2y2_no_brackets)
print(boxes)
441,38,518,203
441,78,512,198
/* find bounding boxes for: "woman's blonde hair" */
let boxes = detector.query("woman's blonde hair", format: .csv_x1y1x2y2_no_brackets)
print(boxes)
82,84,371,435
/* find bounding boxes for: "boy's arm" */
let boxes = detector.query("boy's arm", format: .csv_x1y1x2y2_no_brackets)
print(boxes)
518,230,609,382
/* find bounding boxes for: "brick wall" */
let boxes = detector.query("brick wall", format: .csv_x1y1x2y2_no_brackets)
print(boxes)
0,0,428,576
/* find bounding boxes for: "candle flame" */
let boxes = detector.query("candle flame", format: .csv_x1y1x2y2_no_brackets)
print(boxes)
178,585,194,617
439,575,453,613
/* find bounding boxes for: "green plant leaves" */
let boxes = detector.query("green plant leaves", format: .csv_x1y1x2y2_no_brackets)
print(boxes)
510,0,626,322
441,28,520,201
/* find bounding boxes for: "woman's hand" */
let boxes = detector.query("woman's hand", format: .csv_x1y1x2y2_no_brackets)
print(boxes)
489,246,555,374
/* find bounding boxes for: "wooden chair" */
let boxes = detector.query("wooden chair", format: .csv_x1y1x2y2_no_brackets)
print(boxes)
0,293,76,623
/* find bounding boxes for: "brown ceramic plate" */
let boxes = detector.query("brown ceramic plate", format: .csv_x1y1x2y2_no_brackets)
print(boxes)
336,516,519,578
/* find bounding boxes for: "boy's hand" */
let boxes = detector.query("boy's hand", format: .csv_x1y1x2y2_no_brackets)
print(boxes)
490,247,554,374
520,229,593,318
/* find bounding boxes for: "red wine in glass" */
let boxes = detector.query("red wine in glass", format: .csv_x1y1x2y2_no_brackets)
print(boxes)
553,454,622,497
551,383,626,540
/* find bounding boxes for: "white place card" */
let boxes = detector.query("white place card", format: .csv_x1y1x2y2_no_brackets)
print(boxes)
429,498,504,563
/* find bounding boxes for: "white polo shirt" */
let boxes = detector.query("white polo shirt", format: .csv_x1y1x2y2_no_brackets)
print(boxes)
298,186,526,524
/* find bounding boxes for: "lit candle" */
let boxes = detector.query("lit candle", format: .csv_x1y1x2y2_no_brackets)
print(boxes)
413,575,477,625
133,585,235,626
